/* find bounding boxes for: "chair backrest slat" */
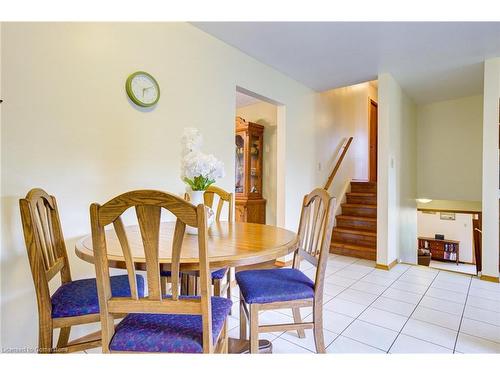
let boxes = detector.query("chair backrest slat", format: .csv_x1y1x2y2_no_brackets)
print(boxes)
113,218,138,300
299,197,312,254
215,199,225,221
293,188,336,296
35,200,56,267
311,199,327,257
307,198,321,255
91,189,214,353
136,204,162,300
170,219,186,300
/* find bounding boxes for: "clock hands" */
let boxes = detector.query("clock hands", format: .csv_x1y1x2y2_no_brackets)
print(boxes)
142,86,154,97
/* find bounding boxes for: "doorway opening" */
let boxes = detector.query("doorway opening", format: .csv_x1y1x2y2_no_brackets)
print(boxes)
322,80,378,261
417,208,480,275
234,88,283,226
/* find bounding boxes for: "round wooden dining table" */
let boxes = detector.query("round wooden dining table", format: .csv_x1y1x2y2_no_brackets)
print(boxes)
75,221,300,354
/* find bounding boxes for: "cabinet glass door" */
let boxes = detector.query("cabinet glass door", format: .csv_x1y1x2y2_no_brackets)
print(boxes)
235,133,245,194
249,132,262,197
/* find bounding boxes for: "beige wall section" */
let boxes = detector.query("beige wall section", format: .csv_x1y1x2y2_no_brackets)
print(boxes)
481,57,500,279
417,95,483,201
0,23,3,342
315,81,377,205
236,101,278,225
377,73,418,265
417,211,474,263
0,23,318,349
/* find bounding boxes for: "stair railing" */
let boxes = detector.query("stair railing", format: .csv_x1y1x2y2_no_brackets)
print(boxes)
323,137,353,191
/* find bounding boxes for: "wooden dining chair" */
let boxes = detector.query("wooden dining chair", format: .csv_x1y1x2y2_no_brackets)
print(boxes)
90,190,232,353
236,188,335,353
161,185,233,301
203,185,234,222
19,188,145,353
202,185,234,299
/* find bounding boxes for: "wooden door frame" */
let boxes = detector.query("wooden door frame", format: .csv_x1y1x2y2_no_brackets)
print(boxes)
368,98,378,182
417,208,482,273
472,212,482,274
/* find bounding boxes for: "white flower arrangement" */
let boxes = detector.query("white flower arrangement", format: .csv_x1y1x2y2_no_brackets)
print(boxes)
181,128,225,191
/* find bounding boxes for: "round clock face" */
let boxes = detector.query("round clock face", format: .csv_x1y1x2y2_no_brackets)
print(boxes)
126,71,160,107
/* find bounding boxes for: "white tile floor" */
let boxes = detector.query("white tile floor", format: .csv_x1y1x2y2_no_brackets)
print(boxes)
429,260,477,275
225,254,500,354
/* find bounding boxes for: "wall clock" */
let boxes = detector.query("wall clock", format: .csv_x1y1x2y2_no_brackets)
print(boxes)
125,71,160,107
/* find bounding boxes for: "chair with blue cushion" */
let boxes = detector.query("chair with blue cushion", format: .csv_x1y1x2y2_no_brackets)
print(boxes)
160,185,233,301
236,188,335,353
91,190,232,353
19,188,145,353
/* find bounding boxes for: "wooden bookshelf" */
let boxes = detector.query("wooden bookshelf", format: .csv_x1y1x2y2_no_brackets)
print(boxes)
418,237,460,265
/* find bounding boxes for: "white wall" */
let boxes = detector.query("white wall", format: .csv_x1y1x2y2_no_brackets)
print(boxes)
417,95,483,201
0,22,318,349
0,23,3,343
315,81,377,203
481,57,500,279
417,211,474,263
236,101,278,225
377,73,418,265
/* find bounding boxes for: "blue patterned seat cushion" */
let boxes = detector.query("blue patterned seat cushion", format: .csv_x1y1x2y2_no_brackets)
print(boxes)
51,274,145,318
109,296,232,353
236,268,315,304
160,268,227,280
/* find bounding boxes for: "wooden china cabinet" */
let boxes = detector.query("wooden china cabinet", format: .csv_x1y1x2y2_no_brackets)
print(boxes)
235,117,266,224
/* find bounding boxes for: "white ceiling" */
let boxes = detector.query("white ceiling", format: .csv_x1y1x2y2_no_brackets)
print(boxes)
193,22,500,104
235,91,262,108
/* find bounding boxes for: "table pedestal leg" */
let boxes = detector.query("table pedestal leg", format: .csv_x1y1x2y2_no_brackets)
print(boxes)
180,273,198,295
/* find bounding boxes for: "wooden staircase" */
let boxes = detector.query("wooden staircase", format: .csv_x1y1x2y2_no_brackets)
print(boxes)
330,180,377,260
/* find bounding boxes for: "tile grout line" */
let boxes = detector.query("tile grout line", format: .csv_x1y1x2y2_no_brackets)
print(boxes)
410,302,463,317
325,263,415,351
328,295,498,350
307,260,497,352
396,275,471,330
321,262,384,349
237,257,498,353
465,292,500,304
453,275,472,353
386,268,442,353
257,258,497,353
450,328,500,346
408,315,461,333
320,265,498,352
265,255,360,350
421,284,469,295
458,315,500,329
394,332,459,352
464,300,500,314
331,335,387,353
277,256,369,350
